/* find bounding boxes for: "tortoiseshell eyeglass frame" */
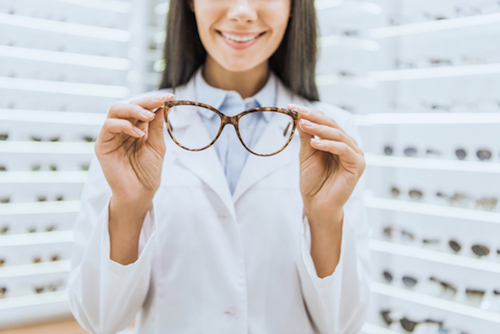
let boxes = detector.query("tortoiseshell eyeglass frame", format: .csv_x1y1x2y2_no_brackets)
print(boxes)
162,100,300,157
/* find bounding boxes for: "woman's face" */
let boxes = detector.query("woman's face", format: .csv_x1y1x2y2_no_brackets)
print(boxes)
192,0,291,72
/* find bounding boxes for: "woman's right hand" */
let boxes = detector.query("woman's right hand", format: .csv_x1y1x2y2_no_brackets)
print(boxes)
95,93,175,207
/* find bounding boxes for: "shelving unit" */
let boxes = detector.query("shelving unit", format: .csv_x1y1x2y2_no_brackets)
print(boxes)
0,0,151,328
370,240,500,274
351,1,500,332
371,283,500,323
364,154,500,173
364,194,500,224
370,12,500,38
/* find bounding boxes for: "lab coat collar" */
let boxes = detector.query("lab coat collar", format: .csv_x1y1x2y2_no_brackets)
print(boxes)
167,70,312,219
194,66,277,122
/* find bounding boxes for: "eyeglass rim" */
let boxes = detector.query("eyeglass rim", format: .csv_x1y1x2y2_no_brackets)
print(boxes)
162,100,300,157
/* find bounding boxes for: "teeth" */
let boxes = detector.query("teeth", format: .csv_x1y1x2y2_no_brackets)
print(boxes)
221,32,260,42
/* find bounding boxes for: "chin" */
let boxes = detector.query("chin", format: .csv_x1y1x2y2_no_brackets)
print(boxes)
216,55,268,73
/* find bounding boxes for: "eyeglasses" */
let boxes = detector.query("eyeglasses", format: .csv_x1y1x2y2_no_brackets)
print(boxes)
429,276,458,295
163,100,299,156
380,310,443,333
382,270,418,288
383,226,415,241
448,239,491,257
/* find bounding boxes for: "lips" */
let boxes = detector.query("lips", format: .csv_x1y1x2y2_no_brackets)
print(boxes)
216,30,266,43
216,30,267,51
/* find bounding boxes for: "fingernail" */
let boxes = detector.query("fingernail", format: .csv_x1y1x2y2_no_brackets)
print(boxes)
152,93,174,101
301,119,313,127
142,110,155,118
311,137,321,144
133,127,145,137
301,107,311,115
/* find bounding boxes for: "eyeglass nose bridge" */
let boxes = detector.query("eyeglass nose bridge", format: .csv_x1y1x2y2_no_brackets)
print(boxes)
220,114,241,129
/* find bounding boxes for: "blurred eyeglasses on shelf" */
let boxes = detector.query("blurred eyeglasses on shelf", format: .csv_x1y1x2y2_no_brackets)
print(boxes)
382,270,418,288
388,1,500,26
380,309,444,333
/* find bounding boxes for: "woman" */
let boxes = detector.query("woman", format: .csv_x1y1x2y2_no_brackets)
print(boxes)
68,0,370,332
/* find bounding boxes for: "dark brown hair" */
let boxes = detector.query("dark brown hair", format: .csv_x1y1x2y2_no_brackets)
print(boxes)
158,0,319,101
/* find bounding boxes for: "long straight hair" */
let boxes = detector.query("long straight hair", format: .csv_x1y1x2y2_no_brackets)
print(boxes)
158,0,319,101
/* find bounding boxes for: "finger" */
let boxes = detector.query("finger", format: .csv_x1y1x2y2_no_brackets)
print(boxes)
299,119,363,155
129,92,175,111
310,138,365,172
288,104,315,160
295,104,358,146
107,103,157,123
146,103,167,151
101,118,145,141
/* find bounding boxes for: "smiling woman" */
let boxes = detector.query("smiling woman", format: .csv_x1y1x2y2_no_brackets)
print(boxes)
160,0,319,101
67,0,370,332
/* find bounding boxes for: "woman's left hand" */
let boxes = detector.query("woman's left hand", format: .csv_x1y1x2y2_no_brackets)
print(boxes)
287,104,366,227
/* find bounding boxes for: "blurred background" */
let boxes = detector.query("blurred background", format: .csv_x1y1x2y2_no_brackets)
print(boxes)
1,0,499,333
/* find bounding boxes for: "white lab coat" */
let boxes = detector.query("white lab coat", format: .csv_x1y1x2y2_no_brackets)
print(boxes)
67,74,371,334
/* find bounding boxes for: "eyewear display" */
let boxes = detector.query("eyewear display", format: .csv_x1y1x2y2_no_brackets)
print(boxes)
383,226,415,241
382,270,418,288
33,281,64,294
32,254,60,264
28,225,57,233
390,186,423,200
31,135,60,142
429,276,458,295
162,100,299,156
389,2,500,26
380,310,443,333
448,240,491,257
381,145,496,162
0,133,7,141
37,195,64,202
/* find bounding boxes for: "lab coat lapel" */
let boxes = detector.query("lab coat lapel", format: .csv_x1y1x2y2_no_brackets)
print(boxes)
167,79,236,220
232,79,312,203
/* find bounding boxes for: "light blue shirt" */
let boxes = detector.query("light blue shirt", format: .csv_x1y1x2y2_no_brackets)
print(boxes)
194,66,277,195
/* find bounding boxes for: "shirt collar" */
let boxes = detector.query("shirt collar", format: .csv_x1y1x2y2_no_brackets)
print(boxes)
194,66,277,122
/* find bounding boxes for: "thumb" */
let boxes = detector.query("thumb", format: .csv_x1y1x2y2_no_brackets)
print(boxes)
147,93,175,150
287,104,315,161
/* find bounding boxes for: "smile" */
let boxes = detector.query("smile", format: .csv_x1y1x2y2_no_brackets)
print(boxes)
219,31,265,42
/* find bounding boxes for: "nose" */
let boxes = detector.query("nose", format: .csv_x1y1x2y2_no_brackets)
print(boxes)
227,0,257,23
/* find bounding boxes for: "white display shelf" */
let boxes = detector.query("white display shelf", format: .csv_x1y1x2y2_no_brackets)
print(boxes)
371,282,500,324
0,231,73,247
315,0,382,15
154,0,382,16
370,239,500,274
0,109,106,125
361,323,399,334
0,45,130,70
365,154,500,174
0,261,71,279
319,35,380,51
0,201,80,216
0,13,131,42
0,171,88,184
369,63,500,81
0,77,130,98
370,13,500,38
363,193,500,224
0,142,94,154
354,112,500,126
0,290,68,310
50,0,132,13
316,74,377,88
